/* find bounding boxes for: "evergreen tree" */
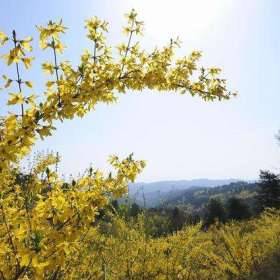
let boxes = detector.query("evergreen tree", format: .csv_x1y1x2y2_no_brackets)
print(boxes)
130,202,141,217
227,197,251,220
256,170,280,211
170,207,185,231
204,198,226,226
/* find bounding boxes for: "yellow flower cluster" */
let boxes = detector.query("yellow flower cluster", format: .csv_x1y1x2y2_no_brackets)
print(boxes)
0,152,145,279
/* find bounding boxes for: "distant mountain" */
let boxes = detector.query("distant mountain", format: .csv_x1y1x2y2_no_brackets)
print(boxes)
164,181,258,210
128,179,246,207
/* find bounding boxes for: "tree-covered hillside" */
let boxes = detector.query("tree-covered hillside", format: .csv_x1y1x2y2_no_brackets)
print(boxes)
165,181,257,208
129,180,258,208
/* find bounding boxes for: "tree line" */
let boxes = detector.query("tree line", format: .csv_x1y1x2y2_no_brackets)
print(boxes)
105,169,280,236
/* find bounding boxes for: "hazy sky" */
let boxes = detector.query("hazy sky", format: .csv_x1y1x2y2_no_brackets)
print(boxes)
1,0,279,182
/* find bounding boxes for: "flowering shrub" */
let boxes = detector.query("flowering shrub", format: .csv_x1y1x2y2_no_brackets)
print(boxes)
0,10,243,279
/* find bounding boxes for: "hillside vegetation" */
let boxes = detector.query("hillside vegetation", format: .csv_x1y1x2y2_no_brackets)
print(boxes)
129,181,257,208
67,209,280,279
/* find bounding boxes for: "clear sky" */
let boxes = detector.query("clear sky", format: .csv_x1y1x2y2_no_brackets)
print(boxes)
1,0,280,182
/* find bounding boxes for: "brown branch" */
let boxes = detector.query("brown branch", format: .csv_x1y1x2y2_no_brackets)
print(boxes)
119,20,135,78
0,270,6,280
50,266,61,280
12,30,24,119
51,37,61,107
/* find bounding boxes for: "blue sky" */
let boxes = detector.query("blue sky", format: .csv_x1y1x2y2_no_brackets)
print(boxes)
1,0,280,182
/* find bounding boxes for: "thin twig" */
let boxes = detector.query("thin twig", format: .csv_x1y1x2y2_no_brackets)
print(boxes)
12,30,24,119
51,37,61,107
119,20,135,78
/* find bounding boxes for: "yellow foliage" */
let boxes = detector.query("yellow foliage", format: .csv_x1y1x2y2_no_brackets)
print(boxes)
62,210,280,280
0,153,146,279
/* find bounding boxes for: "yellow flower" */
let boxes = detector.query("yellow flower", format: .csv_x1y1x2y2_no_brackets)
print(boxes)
25,81,33,88
7,92,24,105
42,62,54,74
21,57,34,69
0,31,8,45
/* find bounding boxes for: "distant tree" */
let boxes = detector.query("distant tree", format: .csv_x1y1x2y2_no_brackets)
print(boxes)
227,197,251,220
185,213,201,226
204,198,226,226
118,203,130,219
130,202,141,217
256,170,280,211
144,211,171,237
170,207,185,231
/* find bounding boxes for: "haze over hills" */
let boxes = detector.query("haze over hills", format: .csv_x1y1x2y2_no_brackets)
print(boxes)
129,179,242,195
128,179,256,207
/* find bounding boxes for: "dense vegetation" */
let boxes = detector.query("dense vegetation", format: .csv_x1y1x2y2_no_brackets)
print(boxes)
112,172,280,235
0,9,279,279
74,209,280,280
